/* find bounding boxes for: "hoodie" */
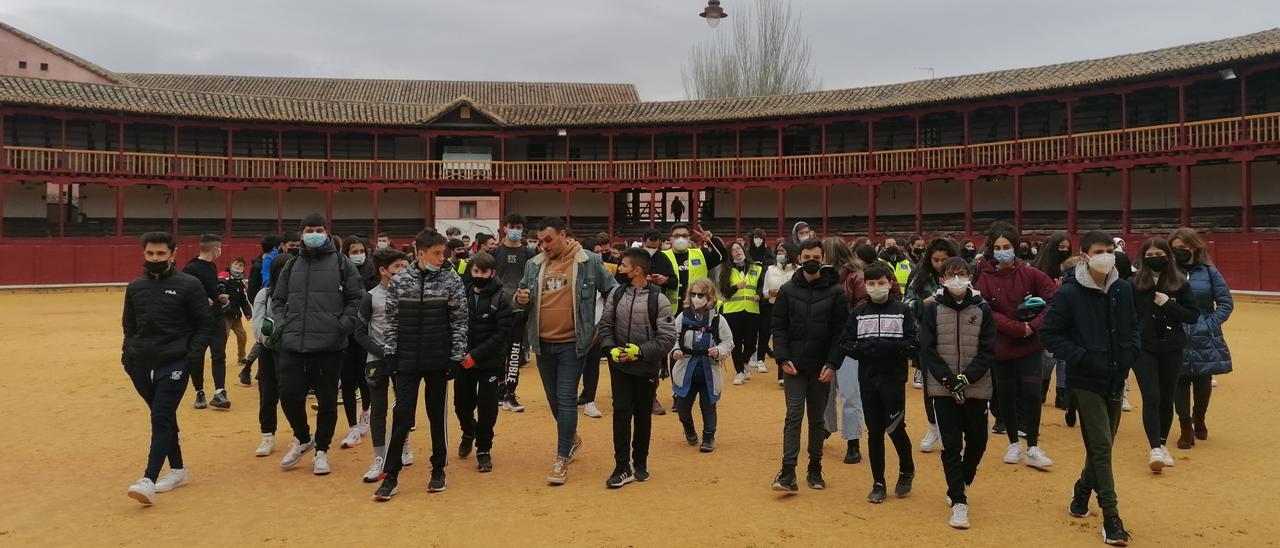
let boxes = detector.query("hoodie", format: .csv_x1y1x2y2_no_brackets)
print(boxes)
919,287,996,400
1040,261,1139,397
771,266,849,372
790,221,810,244
537,239,583,343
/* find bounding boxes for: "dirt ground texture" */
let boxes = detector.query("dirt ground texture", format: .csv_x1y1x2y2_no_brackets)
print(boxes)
0,290,1276,547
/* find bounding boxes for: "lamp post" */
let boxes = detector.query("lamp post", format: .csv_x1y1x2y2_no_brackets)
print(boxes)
700,0,727,28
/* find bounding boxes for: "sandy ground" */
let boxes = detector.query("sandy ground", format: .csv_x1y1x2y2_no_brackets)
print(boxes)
0,290,1277,547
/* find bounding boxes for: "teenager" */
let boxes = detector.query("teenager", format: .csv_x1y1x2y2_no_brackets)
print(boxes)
373,230,468,500
336,238,375,450
745,227,773,267
122,232,215,505
353,249,411,482
1169,227,1233,449
904,238,960,453
771,239,848,492
1040,230,1137,546
718,242,763,385
1131,238,1199,471
250,257,288,458
760,241,798,383
494,213,536,412
1033,232,1074,409
219,257,253,386
840,263,919,503
454,252,513,473
671,277,734,453
184,234,231,410
598,248,677,487
919,257,996,529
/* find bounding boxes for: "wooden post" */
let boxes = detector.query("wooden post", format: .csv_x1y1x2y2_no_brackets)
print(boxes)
688,187,699,227
1013,173,1024,233
224,188,233,239
170,125,178,175
1121,168,1132,235
117,120,126,173
867,184,878,237
1066,172,1078,234
424,189,434,230
648,187,656,229
1177,84,1188,147
115,183,124,237
1179,163,1191,227
324,189,334,227
225,128,234,176
372,187,381,237
1241,158,1253,232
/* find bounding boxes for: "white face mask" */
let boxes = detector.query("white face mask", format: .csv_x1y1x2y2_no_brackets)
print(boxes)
672,237,690,252
691,295,708,309
944,276,970,297
349,253,366,266
867,286,890,303
376,241,390,250
753,238,764,247
1088,252,1116,274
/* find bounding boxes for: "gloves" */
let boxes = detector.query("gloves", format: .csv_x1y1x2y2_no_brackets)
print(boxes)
609,347,624,362
462,355,476,369
625,343,641,360
950,373,971,403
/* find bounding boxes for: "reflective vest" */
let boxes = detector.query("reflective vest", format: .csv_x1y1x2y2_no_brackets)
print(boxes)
660,248,709,304
720,264,763,314
454,258,468,276
890,258,912,287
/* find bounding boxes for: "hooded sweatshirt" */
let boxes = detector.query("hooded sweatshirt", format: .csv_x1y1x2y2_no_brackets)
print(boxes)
1040,261,1139,397
537,239,582,343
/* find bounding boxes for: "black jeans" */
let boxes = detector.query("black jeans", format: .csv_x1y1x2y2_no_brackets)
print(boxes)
579,343,602,404
781,367,831,469
610,367,658,469
191,308,227,392
862,376,914,483
1175,373,1213,423
723,311,758,374
502,313,529,399
340,340,371,427
384,370,450,475
455,367,501,452
1133,349,1181,448
277,350,342,451
126,360,188,481
992,352,1043,446
931,396,988,506
256,349,279,435
676,361,717,436
367,368,393,450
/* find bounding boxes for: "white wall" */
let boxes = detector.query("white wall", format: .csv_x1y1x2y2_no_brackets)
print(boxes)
1256,161,1280,205
506,189,564,218
333,189,372,219
122,185,171,218
78,184,116,217
922,179,958,214
569,189,608,216
233,188,278,219
379,189,424,219
875,181,914,216
3,182,45,217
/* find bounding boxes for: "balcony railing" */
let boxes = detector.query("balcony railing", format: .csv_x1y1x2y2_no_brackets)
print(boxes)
4,112,1278,184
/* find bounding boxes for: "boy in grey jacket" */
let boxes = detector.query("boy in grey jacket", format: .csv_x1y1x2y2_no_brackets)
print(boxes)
598,248,677,488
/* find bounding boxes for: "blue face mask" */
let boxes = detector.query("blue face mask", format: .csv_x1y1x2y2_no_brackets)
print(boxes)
506,229,523,242
422,260,441,272
302,232,327,249
993,249,1016,263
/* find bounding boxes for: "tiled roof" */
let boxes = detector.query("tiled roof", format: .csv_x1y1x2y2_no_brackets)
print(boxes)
119,73,640,106
1,28,1278,128
0,22,129,85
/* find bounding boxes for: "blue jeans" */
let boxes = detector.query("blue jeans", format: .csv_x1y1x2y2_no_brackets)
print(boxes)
537,341,585,458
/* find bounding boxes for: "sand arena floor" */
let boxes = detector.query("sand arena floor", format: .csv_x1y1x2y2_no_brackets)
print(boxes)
0,290,1276,547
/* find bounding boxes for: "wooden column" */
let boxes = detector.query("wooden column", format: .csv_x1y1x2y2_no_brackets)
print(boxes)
1066,172,1078,234
59,118,67,170
776,188,786,239
1119,93,1129,151
1065,100,1074,156
1012,173,1024,233
963,177,974,236
734,186,742,238
1241,158,1253,233
371,187,381,237
170,125,178,175
1120,168,1132,235
114,184,125,237
224,188,233,239
648,187,656,229
688,188,699,227
913,179,924,235
867,184,878,237
116,120,126,173
1012,104,1022,161
170,185,180,236
1179,163,1191,227
821,183,830,236
275,187,284,235
1238,75,1249,142
324,132,333,177
0,113,7,169
961,110,971,165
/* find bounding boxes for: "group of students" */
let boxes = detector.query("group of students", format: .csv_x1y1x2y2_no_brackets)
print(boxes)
118,211,1235,546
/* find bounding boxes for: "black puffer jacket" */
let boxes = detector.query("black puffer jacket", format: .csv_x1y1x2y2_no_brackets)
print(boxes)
465,280,514,370
771,266,849,372
122,265,216,369
1041,263,1140,397
269,237,366,353
1134,282,1199,353
384,262,468,372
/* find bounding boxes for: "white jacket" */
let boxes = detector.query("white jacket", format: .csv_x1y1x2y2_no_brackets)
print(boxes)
762,264,797,304
669,308,734,401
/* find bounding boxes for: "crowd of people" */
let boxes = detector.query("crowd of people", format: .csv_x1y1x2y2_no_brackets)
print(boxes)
118,211,1238,546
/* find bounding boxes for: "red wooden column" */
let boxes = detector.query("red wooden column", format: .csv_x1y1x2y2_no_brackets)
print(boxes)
688,188,699,227
866,121,877,171
563,188,572,230
371,187,381,237
170,185,180,236
275,187,284,235
1241,157,1253,233
912,178,924,235
648,187,656,229
1177,84,1188,148
963,177,974,236
323,189,334,227
223,188,234,239
606,134,614,179
734,186,743,238
961,110,971,165
1178,163,1191,227
866,184,878,238
1120,168,1132,235
776,188,786,239
1066,172,1078,234
115,184,125,237
423,189,434,229
1012,173,1024,233
0,181,7,239
821,183,830,236
607,190,616,237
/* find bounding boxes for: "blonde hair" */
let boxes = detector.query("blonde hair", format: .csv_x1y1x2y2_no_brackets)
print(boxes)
683,277,720,311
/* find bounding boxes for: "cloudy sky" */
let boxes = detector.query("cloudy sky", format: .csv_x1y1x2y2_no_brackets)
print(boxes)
2,0,1275,100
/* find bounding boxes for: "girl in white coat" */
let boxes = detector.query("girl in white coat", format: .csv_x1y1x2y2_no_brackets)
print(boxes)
671,278,734,453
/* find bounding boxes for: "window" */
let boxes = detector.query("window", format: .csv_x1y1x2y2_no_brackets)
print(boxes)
39,63,49,71
18,61,27,69
459,201,478,219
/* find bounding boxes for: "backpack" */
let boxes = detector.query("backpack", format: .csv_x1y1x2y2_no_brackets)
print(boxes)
610,283,660,335
678,312,723,353
265,253,351,349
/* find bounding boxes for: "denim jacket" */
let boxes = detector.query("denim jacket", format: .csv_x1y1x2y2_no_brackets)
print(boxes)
515,248,617,357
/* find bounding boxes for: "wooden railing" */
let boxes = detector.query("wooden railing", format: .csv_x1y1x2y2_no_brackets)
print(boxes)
3,112,1278,183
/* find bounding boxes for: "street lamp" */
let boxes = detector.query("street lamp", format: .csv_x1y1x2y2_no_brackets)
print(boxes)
700,0,727,28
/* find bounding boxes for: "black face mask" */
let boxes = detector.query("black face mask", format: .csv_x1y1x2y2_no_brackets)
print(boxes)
144,260,170,275
801,260,822,274
1145,256,1168,273
961,249,976,261
615,271,631,286
471,276,493,289
1173,248,1192,265
287,247,300,256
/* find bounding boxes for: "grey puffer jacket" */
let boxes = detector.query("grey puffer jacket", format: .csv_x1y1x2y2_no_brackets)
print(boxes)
598,282,677,378
269,237,366,353
1182,263,1233,376
919,288,996,400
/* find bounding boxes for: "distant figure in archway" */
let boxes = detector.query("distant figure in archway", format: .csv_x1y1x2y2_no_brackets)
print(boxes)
671,197,685,223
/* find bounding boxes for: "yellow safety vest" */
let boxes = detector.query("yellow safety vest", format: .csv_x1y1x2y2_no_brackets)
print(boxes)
454,258,468,276
720,264,763,314
891,258,912,287
660,247,709,304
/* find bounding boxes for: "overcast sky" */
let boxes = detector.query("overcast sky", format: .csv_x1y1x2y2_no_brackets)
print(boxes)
2,0,1275,101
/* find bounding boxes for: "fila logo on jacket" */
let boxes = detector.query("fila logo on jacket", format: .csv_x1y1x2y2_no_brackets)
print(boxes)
856,313,906,339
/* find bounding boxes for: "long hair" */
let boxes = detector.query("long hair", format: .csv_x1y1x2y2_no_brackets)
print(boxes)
910,238,959,295
684,277,720,313
983,225,1020,258
822,237,857,277
774,240,799,267
718,241,753,295
1168,227,1212,266
1033,231,1072,279
1133,238,1186,293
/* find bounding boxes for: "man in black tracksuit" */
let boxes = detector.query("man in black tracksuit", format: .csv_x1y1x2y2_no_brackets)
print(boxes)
771,239,848,492
270,214,366,476
375,229,469,500
1040,231,1138,546
122,232,215,505
493,214,535,411
183,233,230,409
454,251,512,473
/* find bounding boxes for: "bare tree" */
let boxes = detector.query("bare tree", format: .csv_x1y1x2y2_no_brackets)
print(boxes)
682,0,821,99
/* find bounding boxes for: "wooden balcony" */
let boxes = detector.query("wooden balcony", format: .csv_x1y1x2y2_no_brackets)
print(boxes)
4,112,1277,185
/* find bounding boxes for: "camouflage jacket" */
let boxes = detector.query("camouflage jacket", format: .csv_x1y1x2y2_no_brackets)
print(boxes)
383,262,468,371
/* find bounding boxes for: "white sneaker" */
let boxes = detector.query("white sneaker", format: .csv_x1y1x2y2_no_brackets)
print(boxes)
778,379,784,387
363,457,385,483
313,450,331,475
154,468,189,492
920,424,940,453
1025,446,1054,469
127,478,156,505
1002,442,1024,464
733,373,745,385
255,434,275,457
402,442,415,466
280,438,316,469
340,427,362,449
1160,445,1176,467
1122,398,1133,412
949,503,971,529
755,361,768,373
1211,378,1219,387
1148,448,1166,472
583,402,603,418
357,408,371,436
913,368,924,389
743,367,752,380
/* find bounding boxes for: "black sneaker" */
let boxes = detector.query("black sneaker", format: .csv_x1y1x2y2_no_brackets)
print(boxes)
427,469,447,493
238,366,252,386
772,468,798,493
806,466,826,490
458,435,474,458
1066,407,1078,428
843,440,862,464
992,420,1007,435
867,482,887,504
894,472,915,498
1069,484,1091,518
606,467,634,488
476,452,493,473
1103,515,1131,546
699,433,716,453
684,426,699,446
373,476,398,501
651,399,666,416
209,390,231,409
193,390,208,409
634,466,650,482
